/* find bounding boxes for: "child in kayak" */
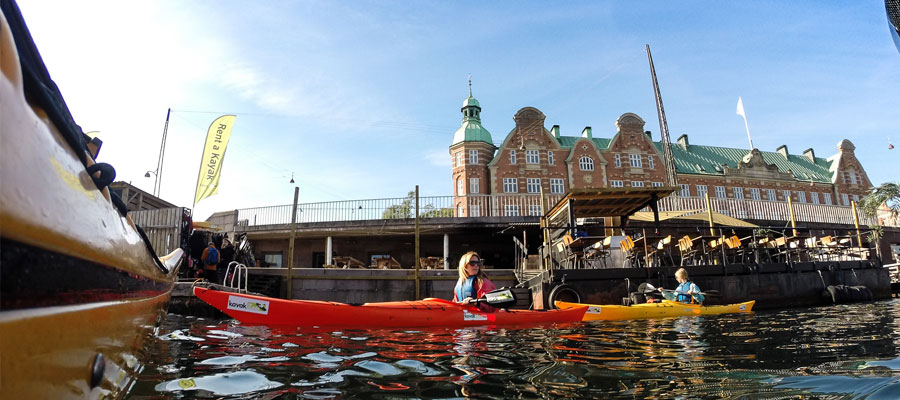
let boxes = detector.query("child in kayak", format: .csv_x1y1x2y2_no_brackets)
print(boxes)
659,268,705,304
453,251,497,312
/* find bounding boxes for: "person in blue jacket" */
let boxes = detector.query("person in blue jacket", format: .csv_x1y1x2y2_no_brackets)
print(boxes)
659,268,705,304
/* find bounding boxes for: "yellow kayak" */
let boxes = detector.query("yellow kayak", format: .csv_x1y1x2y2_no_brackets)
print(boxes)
555,299,755,321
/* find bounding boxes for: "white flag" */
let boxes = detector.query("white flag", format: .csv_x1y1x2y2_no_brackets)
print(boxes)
736,97,746,118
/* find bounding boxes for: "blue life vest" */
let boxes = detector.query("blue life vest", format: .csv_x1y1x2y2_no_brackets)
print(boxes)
205,247,219,265
456,276,476,301
676,281,694,303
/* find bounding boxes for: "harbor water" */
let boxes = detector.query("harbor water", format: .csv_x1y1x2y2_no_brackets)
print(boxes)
127,299,900,399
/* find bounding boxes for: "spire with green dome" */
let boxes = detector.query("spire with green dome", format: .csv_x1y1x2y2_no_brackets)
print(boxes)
451,76,493,145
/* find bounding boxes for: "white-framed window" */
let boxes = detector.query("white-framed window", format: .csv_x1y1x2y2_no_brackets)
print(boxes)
504,204,520,217
680,184,691,197
263,252,283,268
457,204,464,217
767,189,777,201
715,186,726,199
548,151,555,165
629,154,642,168
631,181,645,187
847,171,857,184
823,192,832,205
610,180,624,188
783,190,792,202
796,191,806,203
550,178,564,194
810,192,819,204
615,154,621,168
648,155,655,169
528,205,542,216
510,150,516,164
527,178,541,193
470,206,480,217
841,193,850,205
457,178,464,196
733,187,744,200
526,150,539,164
469,150,478,164
503,178,517,193
652,182,664,187
853,194,860,203
455,152,463,167
579,156,594,171
750,188,761,200
697,185,708,198
469,178,479,194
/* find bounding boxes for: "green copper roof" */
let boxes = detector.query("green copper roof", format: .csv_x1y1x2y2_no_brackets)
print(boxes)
556,136,611,150
451,95,492,146
552,130,832,182
655,142,833,182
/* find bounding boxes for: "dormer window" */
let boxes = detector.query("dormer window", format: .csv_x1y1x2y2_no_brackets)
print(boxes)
579,156,594,171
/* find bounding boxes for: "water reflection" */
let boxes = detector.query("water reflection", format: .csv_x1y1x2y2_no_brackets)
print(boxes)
129,300,900,398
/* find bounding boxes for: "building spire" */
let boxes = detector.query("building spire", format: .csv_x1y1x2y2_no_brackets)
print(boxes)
468,73,472,97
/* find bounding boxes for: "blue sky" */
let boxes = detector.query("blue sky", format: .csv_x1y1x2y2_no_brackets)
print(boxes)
16,1,899,219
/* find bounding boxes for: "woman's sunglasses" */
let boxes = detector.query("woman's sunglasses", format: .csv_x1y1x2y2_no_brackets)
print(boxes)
468,260,482,266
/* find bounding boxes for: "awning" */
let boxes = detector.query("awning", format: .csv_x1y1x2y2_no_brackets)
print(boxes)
629,209,698,222
545,187,677,228
678,211,759,228
193,221,221,231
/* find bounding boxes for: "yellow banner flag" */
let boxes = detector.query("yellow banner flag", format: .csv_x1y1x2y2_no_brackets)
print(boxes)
193,115,236,206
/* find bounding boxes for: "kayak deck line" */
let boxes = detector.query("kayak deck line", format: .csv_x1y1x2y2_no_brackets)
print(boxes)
555,299,755,321
194,287,587,328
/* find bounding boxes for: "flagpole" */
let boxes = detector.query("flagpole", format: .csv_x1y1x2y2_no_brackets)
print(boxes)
736,97,754,149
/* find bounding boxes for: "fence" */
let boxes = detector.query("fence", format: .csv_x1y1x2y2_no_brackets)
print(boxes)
234,194,886,228
131,207,187,255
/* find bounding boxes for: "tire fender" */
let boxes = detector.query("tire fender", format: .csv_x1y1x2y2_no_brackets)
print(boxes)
548,284,582,308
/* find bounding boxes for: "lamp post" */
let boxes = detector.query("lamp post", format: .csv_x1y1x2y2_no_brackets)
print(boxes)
144,170,158,196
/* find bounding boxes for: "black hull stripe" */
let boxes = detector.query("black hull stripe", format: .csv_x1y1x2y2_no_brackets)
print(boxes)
0,238,173,310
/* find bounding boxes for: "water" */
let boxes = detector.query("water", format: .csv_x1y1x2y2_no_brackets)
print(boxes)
128,300,900,399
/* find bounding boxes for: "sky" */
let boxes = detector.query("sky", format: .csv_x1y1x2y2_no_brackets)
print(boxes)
14,0,899,220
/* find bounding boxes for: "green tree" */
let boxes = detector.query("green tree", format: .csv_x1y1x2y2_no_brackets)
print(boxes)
382,191,415,219
381,190,453,219
859,182,900,220
859,182,900,261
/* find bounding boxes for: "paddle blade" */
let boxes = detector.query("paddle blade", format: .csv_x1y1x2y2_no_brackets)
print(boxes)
480,287,517,308
639,282,657,293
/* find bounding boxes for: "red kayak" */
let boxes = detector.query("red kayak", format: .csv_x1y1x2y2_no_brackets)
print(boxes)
193,287,587,328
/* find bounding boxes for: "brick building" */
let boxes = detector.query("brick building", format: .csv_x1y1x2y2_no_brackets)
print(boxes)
449,91,872,216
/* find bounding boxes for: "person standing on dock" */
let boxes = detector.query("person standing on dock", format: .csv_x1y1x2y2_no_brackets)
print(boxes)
201,242,220,284
659,268,705,304
453,251,497,312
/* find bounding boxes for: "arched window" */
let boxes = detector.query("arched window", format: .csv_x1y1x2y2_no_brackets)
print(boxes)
579,156,594,171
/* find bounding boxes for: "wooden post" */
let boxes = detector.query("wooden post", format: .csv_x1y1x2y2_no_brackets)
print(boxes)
788,196,798,236
414,185,420,300
851,200,862,249
287,186,299,299
642,228,650,267
705,192,715,236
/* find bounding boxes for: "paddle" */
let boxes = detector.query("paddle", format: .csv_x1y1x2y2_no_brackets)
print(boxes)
471,287,518,309
641,283,720,297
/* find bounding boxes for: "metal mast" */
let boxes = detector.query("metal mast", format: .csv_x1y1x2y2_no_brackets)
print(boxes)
646,45,678,188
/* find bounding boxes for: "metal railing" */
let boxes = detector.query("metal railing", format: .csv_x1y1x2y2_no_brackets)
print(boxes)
234,194,887,227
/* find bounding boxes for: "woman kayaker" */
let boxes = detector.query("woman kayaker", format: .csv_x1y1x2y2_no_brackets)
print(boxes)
453,251,497,312
659,268,705,304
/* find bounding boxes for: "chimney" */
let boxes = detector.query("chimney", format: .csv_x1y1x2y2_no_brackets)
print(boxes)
677,134,689,150
581,126,592,140
803,148,815,162
776,145,789,158
550,125,560,138
645,130,652,139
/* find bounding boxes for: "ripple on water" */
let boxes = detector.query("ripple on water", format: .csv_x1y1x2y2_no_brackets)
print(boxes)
154,370,281,396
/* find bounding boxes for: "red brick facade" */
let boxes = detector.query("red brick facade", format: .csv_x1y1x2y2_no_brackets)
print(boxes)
451,105,872,215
